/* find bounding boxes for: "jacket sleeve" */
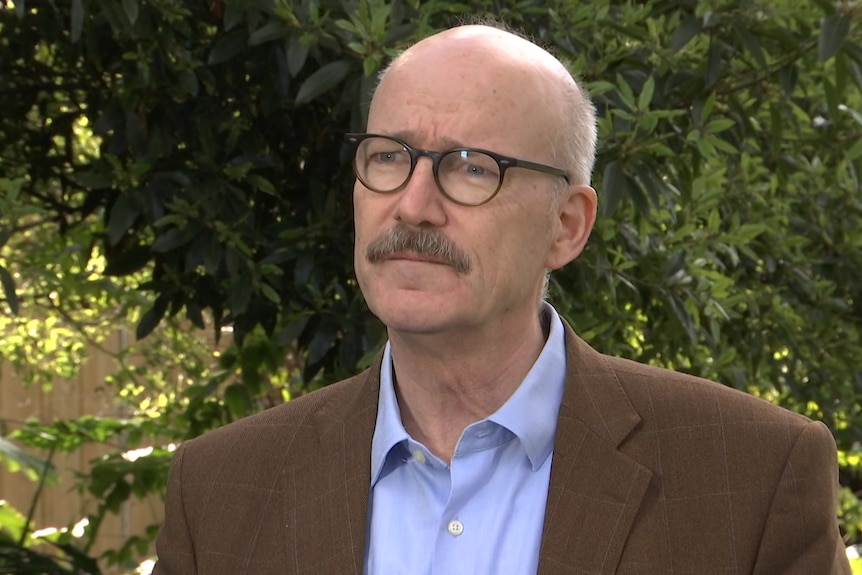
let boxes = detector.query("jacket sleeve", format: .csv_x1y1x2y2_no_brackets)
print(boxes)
152,442,197,575
753,420,851,574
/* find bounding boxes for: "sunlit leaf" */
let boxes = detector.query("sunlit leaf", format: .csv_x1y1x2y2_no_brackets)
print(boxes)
0,437,55,481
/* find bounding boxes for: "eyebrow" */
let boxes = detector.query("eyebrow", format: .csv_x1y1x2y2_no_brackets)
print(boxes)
385,131,468,150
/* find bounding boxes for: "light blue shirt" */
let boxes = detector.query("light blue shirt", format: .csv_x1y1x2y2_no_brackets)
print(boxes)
364,304,568,575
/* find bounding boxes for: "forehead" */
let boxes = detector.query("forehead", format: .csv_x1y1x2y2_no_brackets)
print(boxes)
368,32,562,155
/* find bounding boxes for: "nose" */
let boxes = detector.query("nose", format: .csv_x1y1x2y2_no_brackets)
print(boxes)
392,156,447,227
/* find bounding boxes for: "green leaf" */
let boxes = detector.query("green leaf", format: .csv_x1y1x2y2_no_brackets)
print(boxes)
228,279,253,315
178,69,199,97
136,296,168,340
99,0,128,33
665,249,687,278
670,15,702,54
0,437,55,481
151,226,198,253
363,56,380,78
307,319,336,366
287,35,310,77
601,161,627,218
107,194,140,246
0,227,11,248
778,64,798,97
615,74,636,111
734,223,771,243
70,170,112,189
122,0,138,25
224,383,253,418
587,81,616,97
819,14,850,63
706,42,723,88
70,0,84,43
187,301,205,329
0,500,28,539
637,76,655,111
249,21,288,47
823,78,840,121
261,283,281,304
208,30,247,66
734,23,766,68
847,138,862,161
0,265,19,316
223,3,245,31
103,244,151,277
706,119,735,133
295,60,352,105
277,315,309,346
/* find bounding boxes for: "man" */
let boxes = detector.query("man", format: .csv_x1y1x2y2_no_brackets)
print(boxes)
153,24,851,574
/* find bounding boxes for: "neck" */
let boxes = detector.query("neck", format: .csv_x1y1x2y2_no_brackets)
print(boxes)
388,307,550,462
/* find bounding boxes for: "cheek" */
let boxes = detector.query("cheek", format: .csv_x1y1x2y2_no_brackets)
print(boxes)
353,193,379,245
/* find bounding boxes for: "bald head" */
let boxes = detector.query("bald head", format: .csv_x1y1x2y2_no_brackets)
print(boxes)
352,24,599,334
371,25,597,186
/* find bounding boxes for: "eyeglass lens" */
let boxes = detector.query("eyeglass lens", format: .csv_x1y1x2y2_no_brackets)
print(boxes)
354,136,502,206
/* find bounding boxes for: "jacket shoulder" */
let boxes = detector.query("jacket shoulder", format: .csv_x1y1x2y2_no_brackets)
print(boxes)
176,368,375,469
601,353,812,429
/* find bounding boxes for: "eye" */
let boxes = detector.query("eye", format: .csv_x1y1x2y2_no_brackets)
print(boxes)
360,137,410,167
451,151,499,180
373,150,404,163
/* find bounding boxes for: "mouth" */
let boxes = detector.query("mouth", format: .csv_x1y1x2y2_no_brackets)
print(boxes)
382,251,449,266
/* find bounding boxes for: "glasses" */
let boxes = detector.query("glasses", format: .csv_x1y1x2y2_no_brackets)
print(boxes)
345,133,569,207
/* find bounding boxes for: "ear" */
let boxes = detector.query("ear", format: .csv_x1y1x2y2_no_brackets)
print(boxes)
545,184,597,270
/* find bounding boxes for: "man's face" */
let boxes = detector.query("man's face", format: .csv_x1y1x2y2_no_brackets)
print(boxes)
352,33,576,339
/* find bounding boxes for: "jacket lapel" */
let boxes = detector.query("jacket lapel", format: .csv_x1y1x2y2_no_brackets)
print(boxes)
538,324,652,575
282,362,381,574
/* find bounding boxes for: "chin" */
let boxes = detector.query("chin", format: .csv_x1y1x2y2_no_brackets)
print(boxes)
370,296,459,333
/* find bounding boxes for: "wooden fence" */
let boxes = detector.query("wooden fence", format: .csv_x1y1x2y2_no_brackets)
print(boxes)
0,328,163,570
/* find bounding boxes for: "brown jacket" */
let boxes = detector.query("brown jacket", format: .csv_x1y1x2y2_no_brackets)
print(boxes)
153,323,851,574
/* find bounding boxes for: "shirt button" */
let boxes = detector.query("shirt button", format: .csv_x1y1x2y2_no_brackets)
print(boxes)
412,450,426,464
447,519,464,537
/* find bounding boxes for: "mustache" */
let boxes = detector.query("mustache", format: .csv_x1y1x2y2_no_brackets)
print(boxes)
366,225,472,273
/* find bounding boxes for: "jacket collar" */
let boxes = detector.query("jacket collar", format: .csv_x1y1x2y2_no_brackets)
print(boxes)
537,322,651,575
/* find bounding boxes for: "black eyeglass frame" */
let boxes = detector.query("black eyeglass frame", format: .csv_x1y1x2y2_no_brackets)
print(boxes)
345,133,570,207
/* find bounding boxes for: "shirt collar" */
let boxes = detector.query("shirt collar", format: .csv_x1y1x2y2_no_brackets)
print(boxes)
370,302,568,484
370,347,408,486
487,303,566,470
